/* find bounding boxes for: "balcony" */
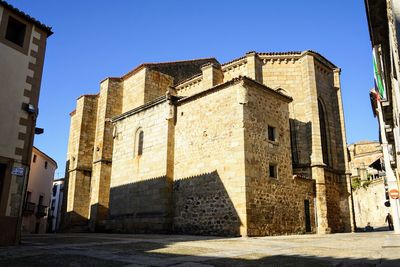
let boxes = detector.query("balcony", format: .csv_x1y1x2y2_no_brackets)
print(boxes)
23,202,35,215
36,205,47,218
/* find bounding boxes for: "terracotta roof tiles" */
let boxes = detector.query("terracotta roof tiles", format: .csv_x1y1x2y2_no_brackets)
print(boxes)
0,0,53,36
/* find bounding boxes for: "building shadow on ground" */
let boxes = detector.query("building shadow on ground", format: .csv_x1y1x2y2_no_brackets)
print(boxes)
0,232,396,267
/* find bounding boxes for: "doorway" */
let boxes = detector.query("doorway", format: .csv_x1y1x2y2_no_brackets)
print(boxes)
0,164,6,201
304,199,312,233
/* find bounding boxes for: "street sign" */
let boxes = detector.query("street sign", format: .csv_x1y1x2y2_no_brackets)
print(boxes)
11,167,25,176
389,189,400,199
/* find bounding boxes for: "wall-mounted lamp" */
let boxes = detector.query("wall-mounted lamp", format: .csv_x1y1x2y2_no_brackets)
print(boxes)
35,127,44,135
23,103,36,114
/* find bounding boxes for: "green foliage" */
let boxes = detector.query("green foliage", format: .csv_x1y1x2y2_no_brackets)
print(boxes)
351,178,361,190
351,178,371,190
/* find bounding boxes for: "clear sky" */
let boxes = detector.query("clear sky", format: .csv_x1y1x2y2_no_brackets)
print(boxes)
7,0,378,177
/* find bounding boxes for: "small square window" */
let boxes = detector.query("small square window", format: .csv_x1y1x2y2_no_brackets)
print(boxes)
268,126,276,141
5,16,26,47
269,164,277,179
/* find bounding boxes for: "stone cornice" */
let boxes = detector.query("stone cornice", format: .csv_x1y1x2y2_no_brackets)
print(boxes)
176,74,202,90
112,96,168,123
177,76,292,105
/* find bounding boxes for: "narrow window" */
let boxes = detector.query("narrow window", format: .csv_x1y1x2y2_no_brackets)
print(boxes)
5,16,26,47
38,195,43,205
268,126,276,141
136,130,144,156
52,184,58,197
318,100,330,166
33,154,37,163
44,161,48,169
269,164,277,179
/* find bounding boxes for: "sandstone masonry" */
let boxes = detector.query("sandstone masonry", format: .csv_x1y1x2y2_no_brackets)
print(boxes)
62,51,352,236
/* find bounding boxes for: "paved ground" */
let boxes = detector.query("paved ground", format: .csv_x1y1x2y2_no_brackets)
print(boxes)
0,231,399,266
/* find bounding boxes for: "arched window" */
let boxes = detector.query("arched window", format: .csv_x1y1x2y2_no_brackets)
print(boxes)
135,128,144,156
318,99,330,166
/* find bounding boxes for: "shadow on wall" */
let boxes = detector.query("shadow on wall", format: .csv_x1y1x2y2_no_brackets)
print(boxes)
290,119,312,168
173,171,242,236
60,211,89,233
103,170,241,236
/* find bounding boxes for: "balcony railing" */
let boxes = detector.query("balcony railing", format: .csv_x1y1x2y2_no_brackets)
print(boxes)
36,205,47,218
23,201,35,215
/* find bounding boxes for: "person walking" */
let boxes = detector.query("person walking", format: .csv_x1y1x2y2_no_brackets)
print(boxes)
385,213,394,230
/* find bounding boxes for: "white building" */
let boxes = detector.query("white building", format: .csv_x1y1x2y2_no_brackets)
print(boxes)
49,178,64,232
21,147,57,234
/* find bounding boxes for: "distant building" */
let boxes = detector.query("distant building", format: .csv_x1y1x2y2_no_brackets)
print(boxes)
63,51,352,236
48,178,64,232
0,1,52,245
365,0,400,233
348,141,390,229
348,141,384,181
21,147,57,234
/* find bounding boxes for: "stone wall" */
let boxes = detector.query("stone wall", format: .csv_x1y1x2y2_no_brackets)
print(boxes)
122,68,146,113
63,51,352,236
315,63,343,170
107,99,172,233
324,172,346,233
144,70,173,103
64,95,98,228
89,78,123,230
174,82,247,236
243,81,316,236
173,171,241,236
176,76,203,96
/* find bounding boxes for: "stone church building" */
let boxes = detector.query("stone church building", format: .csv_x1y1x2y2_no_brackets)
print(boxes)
62,51,352,236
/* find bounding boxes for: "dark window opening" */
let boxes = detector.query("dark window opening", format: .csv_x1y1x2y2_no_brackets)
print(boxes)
269,164,277,178
44,161,48,169
304,200,312,232
52,184,58,197
33,154,37,163
137,131,144,156
268,125,276,141
5,16,26,47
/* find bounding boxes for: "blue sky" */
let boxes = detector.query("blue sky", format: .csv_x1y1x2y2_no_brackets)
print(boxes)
7,0,378,177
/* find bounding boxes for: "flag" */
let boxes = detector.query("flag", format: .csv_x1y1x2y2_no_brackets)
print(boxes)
373,46,387,100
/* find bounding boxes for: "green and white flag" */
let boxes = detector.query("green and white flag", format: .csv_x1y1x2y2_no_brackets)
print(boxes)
373,46,387,100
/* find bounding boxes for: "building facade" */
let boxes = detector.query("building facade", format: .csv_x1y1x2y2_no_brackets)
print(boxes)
48,178,64,232
348,141,390,229
63,51,352,236
21,147,57,234
0,1,52,245
365,0,400,233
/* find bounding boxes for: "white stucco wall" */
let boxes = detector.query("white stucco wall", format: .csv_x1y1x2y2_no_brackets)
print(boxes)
0,6,39,160
353,179,391,229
